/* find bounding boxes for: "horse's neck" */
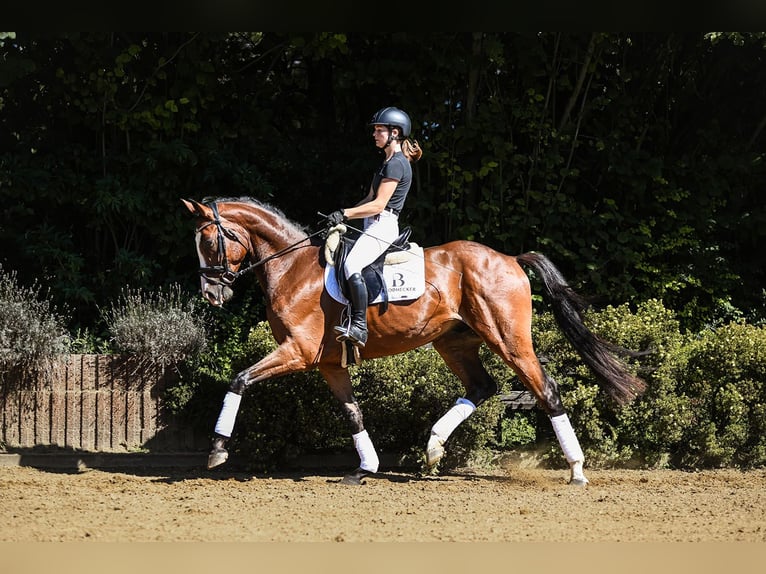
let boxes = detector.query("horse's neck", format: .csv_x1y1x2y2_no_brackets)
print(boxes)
246,211,305,258
241,208,316,293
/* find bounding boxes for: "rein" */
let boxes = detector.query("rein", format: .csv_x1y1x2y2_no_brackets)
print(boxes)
198,202,325,286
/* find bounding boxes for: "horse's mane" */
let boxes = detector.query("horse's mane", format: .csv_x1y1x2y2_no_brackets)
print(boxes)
203,195,309,235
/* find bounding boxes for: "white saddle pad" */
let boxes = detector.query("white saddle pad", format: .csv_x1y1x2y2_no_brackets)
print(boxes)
324,244,425,305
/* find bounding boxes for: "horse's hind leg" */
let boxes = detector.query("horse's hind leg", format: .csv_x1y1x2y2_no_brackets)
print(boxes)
427,327,499,467
485,337,589,486
459,310,588,483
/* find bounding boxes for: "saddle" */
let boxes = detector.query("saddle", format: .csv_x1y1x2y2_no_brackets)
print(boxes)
324,224,413,314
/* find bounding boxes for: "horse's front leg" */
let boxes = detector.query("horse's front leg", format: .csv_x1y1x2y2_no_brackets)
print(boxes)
321,366,379,485
207,343,308,470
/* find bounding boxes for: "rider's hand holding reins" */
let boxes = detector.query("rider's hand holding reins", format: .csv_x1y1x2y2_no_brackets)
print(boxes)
326,210,347,226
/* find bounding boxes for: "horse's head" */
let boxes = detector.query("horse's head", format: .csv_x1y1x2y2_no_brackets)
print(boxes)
182,198,252,306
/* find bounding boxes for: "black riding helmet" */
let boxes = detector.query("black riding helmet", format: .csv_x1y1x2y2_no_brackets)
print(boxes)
369,106,411,138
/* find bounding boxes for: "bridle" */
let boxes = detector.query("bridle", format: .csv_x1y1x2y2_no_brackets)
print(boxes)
196,202,254,287
196,201,326,287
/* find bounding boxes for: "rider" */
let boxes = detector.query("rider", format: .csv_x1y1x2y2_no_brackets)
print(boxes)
326,106,423,348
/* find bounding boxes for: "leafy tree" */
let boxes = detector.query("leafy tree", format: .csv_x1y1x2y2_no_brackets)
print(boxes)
1,33,765,335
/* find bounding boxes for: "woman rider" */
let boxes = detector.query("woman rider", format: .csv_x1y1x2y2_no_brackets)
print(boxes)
326,106,422,348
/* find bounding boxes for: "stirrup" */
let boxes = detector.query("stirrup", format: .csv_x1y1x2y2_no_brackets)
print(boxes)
335,325,366,348
334,324,351,341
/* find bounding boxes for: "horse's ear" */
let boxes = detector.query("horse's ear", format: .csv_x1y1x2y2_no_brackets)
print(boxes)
181,198,212,219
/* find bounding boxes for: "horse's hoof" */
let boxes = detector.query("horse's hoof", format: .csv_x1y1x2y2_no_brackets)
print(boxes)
425,437,445,467
426,447,443,466
340,467,373,485
569,477,589,487
207,448,229,469
426,446,444,467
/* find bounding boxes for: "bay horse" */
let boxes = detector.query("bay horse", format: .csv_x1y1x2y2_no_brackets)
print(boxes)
182,196,646,486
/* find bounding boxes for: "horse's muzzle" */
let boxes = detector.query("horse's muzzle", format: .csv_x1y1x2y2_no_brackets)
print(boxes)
202,283,234,306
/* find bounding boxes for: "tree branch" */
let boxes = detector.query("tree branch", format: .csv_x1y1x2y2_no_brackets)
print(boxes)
558,33,597,133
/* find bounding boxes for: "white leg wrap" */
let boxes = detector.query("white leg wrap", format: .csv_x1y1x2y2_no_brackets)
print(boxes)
431,398,477,444
353,430,379,473
550,413,584,464
214,391,242,437
426,398,477,466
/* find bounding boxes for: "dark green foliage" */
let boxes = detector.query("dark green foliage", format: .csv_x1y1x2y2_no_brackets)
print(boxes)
497,413,537,449
162,297,766,472
162,283,265,427
2,33,766,335
525,300,766,470
576,300,694,468
0,264,71,389
217,324,507,472
353,347,506,470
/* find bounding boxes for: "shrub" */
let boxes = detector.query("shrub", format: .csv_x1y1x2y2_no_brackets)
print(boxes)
354,345,506,471
585,299,695,468
165,289,267,426
518,300,766,471
678,321,766,468
524,299,695,469
101,284,208,367
0,265,71,389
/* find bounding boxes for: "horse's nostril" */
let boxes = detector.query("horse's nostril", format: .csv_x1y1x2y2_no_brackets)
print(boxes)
202,288,219,305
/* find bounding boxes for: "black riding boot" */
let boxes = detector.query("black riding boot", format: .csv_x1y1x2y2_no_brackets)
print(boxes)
334,273,368,348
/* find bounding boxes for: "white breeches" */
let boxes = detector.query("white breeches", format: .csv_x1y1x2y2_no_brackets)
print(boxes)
343,211,399,279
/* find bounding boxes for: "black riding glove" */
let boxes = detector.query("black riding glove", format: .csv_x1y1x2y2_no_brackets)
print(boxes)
326,210,347,226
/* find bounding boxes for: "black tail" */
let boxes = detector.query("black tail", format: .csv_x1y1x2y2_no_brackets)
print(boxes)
516,251,647,406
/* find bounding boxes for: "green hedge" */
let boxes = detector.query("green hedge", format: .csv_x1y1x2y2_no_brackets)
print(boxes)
172,298,766,472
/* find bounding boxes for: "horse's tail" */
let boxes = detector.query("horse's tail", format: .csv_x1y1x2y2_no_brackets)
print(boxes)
516,251,647,406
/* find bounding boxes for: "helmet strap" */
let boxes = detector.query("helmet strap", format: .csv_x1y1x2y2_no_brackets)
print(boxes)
384,126,399,148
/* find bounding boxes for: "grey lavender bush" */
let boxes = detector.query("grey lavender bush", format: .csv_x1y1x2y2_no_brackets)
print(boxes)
0,265,71,387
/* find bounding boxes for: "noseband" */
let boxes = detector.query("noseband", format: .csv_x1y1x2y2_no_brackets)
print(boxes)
197,202,253,287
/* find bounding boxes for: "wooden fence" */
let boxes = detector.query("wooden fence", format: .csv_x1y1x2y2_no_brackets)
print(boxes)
1,354,207,453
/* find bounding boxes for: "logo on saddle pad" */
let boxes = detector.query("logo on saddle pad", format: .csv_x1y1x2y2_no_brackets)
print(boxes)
324,244,426,305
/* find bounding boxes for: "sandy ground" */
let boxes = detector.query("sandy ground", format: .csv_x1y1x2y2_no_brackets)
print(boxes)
1,463,765,543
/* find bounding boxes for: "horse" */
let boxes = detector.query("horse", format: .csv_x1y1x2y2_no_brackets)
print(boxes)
182,196,647,486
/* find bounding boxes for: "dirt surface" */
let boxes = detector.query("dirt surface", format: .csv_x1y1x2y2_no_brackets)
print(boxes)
1,463,765,543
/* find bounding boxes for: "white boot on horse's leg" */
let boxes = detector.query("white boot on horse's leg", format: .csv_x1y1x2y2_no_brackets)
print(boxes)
341,430,379,485
569,460,589,487
426,398,477,467
426,432,445,467
208,391,240,469
550,413,588,486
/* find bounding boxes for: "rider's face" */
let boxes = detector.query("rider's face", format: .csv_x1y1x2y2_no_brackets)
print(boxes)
372,124,389,147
